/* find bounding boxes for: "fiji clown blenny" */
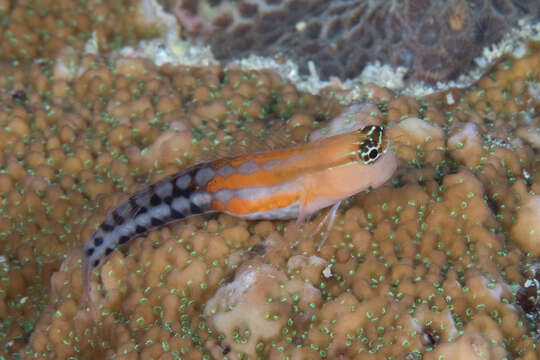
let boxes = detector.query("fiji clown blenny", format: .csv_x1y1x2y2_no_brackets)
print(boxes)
82,124,397,304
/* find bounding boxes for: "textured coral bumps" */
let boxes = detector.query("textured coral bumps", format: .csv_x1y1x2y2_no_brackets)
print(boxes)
0,2,539,358
0,47,342,359
0,0,161,61
2,48,536,359
165,0,540,83
512,194,540,256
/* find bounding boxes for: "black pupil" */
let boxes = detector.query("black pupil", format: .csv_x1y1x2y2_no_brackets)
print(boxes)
369,149,378,159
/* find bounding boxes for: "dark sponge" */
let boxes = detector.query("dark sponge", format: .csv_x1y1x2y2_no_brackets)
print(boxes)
165,0,540,84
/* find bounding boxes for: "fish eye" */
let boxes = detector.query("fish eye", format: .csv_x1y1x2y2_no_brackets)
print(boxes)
357,125,385,164
359,146,381,164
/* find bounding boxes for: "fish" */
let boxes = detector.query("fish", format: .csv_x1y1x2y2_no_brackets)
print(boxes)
81,125,397,306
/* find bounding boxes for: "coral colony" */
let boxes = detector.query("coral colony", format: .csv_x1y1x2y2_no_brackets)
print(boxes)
0,0,538,359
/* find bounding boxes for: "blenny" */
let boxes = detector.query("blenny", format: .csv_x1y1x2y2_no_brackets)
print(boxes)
82,125,397,303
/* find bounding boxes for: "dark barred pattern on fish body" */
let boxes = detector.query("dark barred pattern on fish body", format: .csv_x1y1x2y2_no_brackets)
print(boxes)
82,163,216,276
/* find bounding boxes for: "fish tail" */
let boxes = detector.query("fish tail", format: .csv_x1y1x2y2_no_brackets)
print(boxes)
81,163,216,295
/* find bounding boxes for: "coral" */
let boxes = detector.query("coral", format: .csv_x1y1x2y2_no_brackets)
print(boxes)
0,2,538,359
204,261,322,358
511,194,540,256
165,0,540,83
0,0,164,61
0,44,339,358
388,116,445,165
424,332,497,360
2,48,535,360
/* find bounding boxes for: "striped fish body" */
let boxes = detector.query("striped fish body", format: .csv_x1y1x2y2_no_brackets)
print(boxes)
83,163,214,270
82,125,396,300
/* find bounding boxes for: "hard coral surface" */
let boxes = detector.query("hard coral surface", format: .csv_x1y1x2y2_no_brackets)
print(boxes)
0,0,163,61
0,46,339,359
0,2,539,359
3,48,537,359
165,0,540,83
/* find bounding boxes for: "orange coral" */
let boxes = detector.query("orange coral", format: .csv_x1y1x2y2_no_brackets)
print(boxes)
0,8,538,360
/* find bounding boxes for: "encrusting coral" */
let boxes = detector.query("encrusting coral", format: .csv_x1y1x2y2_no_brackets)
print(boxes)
165,0,540,83
0,0,163,61
0,49,341,358
0,2,539,359
0,45,535,359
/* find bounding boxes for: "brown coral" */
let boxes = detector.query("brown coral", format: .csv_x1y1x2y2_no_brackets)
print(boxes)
0,45,339,358
0,3,539,360
14,51,540,358
166,0,539,83
0,0,164,62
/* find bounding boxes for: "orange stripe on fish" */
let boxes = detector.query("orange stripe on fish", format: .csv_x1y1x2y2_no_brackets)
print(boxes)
211,192,300,216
